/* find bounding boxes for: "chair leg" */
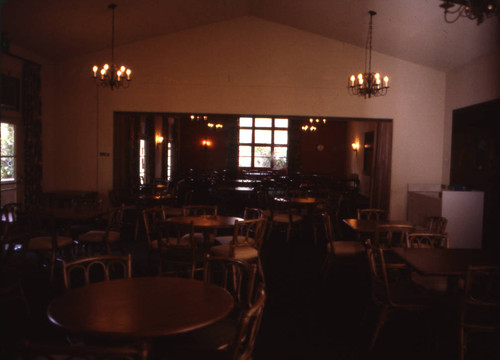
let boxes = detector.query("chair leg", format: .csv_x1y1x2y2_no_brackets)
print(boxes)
370,305,389,351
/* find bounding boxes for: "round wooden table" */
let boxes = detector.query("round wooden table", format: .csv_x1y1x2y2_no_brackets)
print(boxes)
47,277,234,339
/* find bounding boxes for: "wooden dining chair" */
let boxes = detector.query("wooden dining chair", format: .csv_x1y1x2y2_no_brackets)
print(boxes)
365,246,432,350
211,218,267,276
179,282,267,360
268,198,303,243
373,224,416,248
321,212,365,279
61,254,132,290
76,205,125,255
406,232,450,294
157,220,203,278
424,216,448,234
357,208,387,221
459,265,500,360
23,207,74,283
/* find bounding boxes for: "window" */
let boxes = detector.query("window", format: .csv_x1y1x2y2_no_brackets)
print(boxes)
166,141,172,181
238,117,288,170
1,122,16,182
139,139,146,185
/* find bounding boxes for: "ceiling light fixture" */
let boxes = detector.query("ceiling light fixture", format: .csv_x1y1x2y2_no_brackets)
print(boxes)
92,4,132,90
348,11,389,99
440,0,499,24
301,118,327,132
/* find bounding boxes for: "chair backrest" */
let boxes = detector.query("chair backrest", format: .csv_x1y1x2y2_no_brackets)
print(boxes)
142,207,165,247
463,265,500,309
322,211,335,248
366,246,409,308
62,254,132,289
22,340,148,360
424,216,448,234
204,256,261,309
228,284,266,360
243,207,264,220
374,224,415,248
232,218,267,252
357,208,387,221
158,220,198,278
406,232,449,249
182,205,218,216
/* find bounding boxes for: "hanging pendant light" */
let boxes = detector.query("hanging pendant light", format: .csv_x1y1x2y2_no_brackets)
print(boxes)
348,11,389,99
92,4,132,90
440,0,499,24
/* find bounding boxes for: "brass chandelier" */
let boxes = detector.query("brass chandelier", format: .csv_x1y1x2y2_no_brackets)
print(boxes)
348,11,389,99
92,4,132,90
440,0,499,24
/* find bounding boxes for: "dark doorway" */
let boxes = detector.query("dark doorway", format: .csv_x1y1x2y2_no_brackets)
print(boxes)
450,98,500,253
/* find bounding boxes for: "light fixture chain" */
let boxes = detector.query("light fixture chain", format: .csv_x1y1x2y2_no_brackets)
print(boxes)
110,4,115,64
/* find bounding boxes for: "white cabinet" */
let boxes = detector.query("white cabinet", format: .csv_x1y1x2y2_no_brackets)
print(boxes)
407,184,484,249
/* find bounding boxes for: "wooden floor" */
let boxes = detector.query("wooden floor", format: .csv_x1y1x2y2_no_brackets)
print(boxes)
1,219,496,360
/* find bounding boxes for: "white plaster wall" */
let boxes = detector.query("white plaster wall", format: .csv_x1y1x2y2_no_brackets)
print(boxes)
44,16,446,219
442,50,500,185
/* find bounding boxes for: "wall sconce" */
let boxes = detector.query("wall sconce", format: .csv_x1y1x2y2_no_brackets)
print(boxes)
202,139,212,148
352,141,360,152
155,135,164,146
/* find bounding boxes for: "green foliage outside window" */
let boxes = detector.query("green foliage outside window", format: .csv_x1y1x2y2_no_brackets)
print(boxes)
1,123,15,181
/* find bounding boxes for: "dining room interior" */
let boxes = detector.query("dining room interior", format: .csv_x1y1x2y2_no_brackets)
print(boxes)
1,0,500,359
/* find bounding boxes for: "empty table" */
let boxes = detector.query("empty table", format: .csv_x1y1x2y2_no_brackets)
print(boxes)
47,277,234,339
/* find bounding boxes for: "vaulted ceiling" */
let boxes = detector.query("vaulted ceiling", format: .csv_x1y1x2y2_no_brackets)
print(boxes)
2,0,499,72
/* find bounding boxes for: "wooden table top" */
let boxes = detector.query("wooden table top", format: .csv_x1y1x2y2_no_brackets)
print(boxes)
343,218,413,233
392,248,497,276
274,196,321,205
47,277,234,338
164,215,243,229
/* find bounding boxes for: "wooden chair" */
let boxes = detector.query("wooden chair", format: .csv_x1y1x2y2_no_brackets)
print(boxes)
162,188,194,217
203,256,262,311
459,265,500,360
182,204,218,217
21,340,148,360
24,208,74,283
1,203,30,259
373,224,416,248
76,205,125,255
211,218,267,275
157,220,202,278
366,246,431,350
243,207,264,220
406,232,450,294
406,232,449,249
142,207,167,264
321,212,365,279
180,282,267,360
61,254,132,290
357,208,387,221
268,198,303,243
424,216,448,234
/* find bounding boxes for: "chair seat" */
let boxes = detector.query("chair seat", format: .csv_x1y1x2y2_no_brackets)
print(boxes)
211,244,259,260
28,236,73,251
77,230,120,244
272,213,302,223
410,272,448,294
327,241,365,256
214,235,256,246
